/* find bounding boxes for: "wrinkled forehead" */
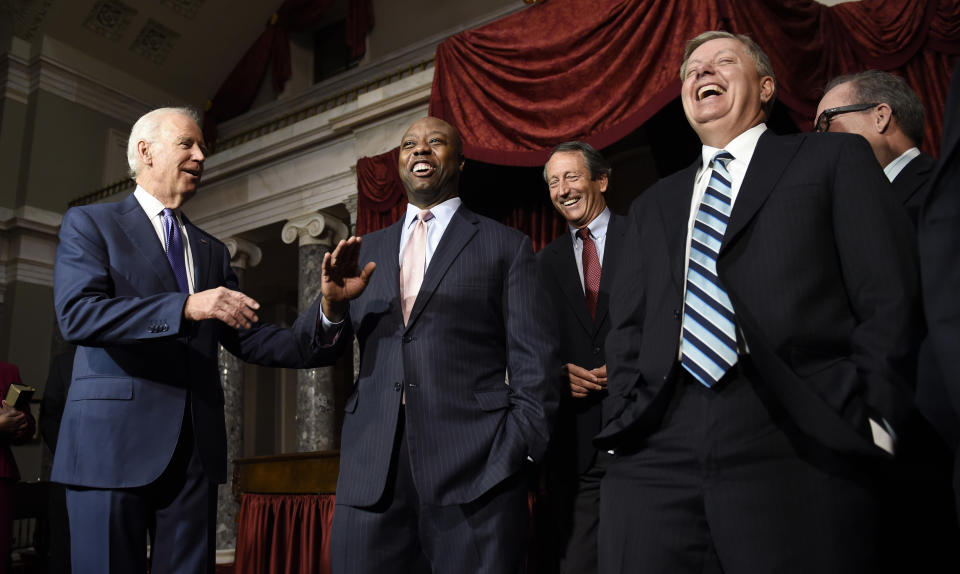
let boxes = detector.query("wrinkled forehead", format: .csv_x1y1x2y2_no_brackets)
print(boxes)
687,38,748,68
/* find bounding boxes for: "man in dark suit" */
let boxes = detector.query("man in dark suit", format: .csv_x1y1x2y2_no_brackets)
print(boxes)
52,107,332,574
536,141,623,574
919,59,960,516
819,69,959,572
320,116,559,573
596,32,921,574
816,70,935,226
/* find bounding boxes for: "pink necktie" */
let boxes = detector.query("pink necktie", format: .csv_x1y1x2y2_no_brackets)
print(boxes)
578,227,601,319
401,210,434,324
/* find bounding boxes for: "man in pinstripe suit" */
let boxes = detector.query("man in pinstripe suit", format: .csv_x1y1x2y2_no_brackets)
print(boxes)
319,117,561,573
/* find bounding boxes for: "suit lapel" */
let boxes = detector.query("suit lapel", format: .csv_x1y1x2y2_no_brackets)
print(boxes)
405,208,477,328
182,215,211,291
546,231,595,335
380,219,403,304
593,212,625,332
659,163,699,290
114,194,181,292
722,131,800,253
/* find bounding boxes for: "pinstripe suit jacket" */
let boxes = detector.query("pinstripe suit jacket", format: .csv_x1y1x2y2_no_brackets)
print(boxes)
335,204,561,507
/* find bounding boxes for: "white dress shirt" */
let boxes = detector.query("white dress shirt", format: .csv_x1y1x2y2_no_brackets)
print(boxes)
134,185,196,294
884,147,921,182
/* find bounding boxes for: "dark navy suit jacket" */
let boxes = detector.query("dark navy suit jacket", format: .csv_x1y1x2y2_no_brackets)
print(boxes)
52,192,330,489
334,204,561,508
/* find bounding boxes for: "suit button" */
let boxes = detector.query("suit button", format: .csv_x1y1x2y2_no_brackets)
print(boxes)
402,335,414,343
673,309,681,320
593,346,601,354
394,382,403,392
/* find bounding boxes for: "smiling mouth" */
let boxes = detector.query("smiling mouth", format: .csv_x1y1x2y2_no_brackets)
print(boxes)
182,168,201,177
561,197,580,207
411,161,435,177
697,84,725,101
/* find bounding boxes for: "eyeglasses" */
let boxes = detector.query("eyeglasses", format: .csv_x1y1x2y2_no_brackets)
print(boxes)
814,103,879,133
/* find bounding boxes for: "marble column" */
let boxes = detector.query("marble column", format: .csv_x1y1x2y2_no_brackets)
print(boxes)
342,194,362,382
281,212,348,452
216,237,261,552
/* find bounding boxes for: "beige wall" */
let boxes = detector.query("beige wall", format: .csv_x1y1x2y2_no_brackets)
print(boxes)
366,0,518,62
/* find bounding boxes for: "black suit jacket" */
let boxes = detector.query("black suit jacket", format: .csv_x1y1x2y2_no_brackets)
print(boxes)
537,213,625,473
597,130,922,457
893,152,936,227
333,205,560,508
918,59,960,450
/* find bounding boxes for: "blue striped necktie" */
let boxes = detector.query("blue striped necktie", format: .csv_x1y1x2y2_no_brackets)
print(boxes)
681,150,737,387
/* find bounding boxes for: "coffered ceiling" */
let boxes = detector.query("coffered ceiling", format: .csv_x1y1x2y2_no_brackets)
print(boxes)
4,0,290,104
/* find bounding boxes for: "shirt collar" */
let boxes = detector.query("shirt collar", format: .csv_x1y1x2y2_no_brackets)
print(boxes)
134,185,171,218
884,147,921,182
700,123,767,170
568,206,611,240
404,196,462,229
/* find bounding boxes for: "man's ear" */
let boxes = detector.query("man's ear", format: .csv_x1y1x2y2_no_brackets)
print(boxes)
137,140,152,167
875,103,893,134
598,174,609,194
759,76,775,105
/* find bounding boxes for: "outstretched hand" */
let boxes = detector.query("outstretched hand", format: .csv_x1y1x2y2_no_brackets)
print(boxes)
184,286,260,329
321,236,376,321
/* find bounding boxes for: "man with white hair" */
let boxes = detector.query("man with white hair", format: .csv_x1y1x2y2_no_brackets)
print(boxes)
52,107,332,573
596,32,921,574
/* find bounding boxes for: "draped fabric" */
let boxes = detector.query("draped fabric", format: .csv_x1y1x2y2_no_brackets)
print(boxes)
429,0,960,166
203,0,375,143
356,0,958,237
234,493,336,574
356,147,407,236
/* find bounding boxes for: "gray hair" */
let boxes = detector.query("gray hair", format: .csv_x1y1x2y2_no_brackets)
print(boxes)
824,70,925,146
126,107,200,178
680,31,778,117
543,141,612,183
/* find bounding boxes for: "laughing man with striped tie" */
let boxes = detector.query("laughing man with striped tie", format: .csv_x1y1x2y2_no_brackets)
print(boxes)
594,31,922,574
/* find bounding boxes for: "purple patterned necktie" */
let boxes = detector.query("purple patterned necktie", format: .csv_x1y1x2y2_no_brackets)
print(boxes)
162,208,189,293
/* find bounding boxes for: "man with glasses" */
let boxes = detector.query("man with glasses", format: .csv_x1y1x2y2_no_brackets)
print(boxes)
816,70,934,226
819,70,960,574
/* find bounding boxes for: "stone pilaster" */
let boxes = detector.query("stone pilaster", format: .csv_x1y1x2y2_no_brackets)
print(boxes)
281,212,348,452
216,237,261,551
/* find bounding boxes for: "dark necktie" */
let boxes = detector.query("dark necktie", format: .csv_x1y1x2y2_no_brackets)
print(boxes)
578,227,601,319
162,208,189,293
681,150,737,387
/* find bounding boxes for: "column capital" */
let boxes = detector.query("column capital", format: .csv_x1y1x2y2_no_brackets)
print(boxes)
281,212,349,247
223,237,262,270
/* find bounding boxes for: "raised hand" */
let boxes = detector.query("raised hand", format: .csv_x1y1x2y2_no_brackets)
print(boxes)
321,236,376,322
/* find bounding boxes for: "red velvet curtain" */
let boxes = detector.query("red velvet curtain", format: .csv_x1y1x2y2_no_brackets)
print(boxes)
234,493,335,574
356,147,407,236
203,0,375,144
429,0,960,165
356,0,959,237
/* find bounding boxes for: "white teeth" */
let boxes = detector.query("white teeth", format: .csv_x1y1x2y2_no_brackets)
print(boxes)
412,162,432,173
562,198,579,206
697,85,725,100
